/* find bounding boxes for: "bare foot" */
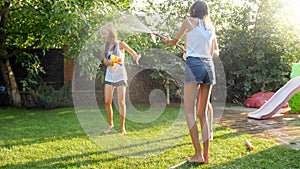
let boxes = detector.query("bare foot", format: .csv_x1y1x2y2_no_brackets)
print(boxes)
121,128,126,135
203,153,210,164
104,125,114,134
187,154,204,164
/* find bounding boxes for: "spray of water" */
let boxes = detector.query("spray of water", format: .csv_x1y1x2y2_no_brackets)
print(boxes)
111,14,157,42
115,14,153,33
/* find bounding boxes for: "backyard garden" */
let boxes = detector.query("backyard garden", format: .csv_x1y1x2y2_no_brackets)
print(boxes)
1,0,300,168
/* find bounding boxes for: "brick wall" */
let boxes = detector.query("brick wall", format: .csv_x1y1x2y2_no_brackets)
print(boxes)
64,59,74,85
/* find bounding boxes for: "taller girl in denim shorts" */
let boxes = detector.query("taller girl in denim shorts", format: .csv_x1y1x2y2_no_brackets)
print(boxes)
101,24,141,135
163,0,219,164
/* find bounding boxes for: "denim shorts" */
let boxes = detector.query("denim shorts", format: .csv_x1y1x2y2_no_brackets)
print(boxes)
185,57,216,85
105,80,127,87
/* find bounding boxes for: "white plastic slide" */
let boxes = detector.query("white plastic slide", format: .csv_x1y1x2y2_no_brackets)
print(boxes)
247,76,300,120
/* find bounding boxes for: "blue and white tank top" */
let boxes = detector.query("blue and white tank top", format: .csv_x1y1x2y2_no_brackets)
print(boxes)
186,18,215,59
105,41,127,83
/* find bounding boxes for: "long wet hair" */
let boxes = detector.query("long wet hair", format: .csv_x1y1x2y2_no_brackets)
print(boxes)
189,1,211,29
101,24,118,57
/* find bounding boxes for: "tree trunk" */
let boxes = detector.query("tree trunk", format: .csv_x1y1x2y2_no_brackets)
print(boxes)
0,58,21,107
0,2,21,107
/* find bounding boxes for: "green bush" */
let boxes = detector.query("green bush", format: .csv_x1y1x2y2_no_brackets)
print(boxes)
32,83,72,109
218,0,300,104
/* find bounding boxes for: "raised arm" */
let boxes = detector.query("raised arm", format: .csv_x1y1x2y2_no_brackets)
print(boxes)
119,41,141,65
163,18,189,46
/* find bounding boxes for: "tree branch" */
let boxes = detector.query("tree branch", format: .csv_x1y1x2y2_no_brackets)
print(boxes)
7,47,38,58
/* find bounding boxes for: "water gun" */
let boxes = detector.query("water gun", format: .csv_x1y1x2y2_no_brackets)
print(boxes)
245,139,254,151
107,53,122,67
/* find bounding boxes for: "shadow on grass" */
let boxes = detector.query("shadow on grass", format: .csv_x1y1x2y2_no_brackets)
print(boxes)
2,108,299,169
93,134,189,158
98,104,183,132
170,145,300,169
167,126,298,169
204,145,300,169
0,108,85,148
0,106,189,160
2,143,298,169
1,150,115,169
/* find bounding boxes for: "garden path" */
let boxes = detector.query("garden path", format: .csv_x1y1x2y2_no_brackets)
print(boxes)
219,106,300,150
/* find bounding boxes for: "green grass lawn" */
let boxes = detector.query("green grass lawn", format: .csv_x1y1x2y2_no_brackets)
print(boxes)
0,106,299,169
